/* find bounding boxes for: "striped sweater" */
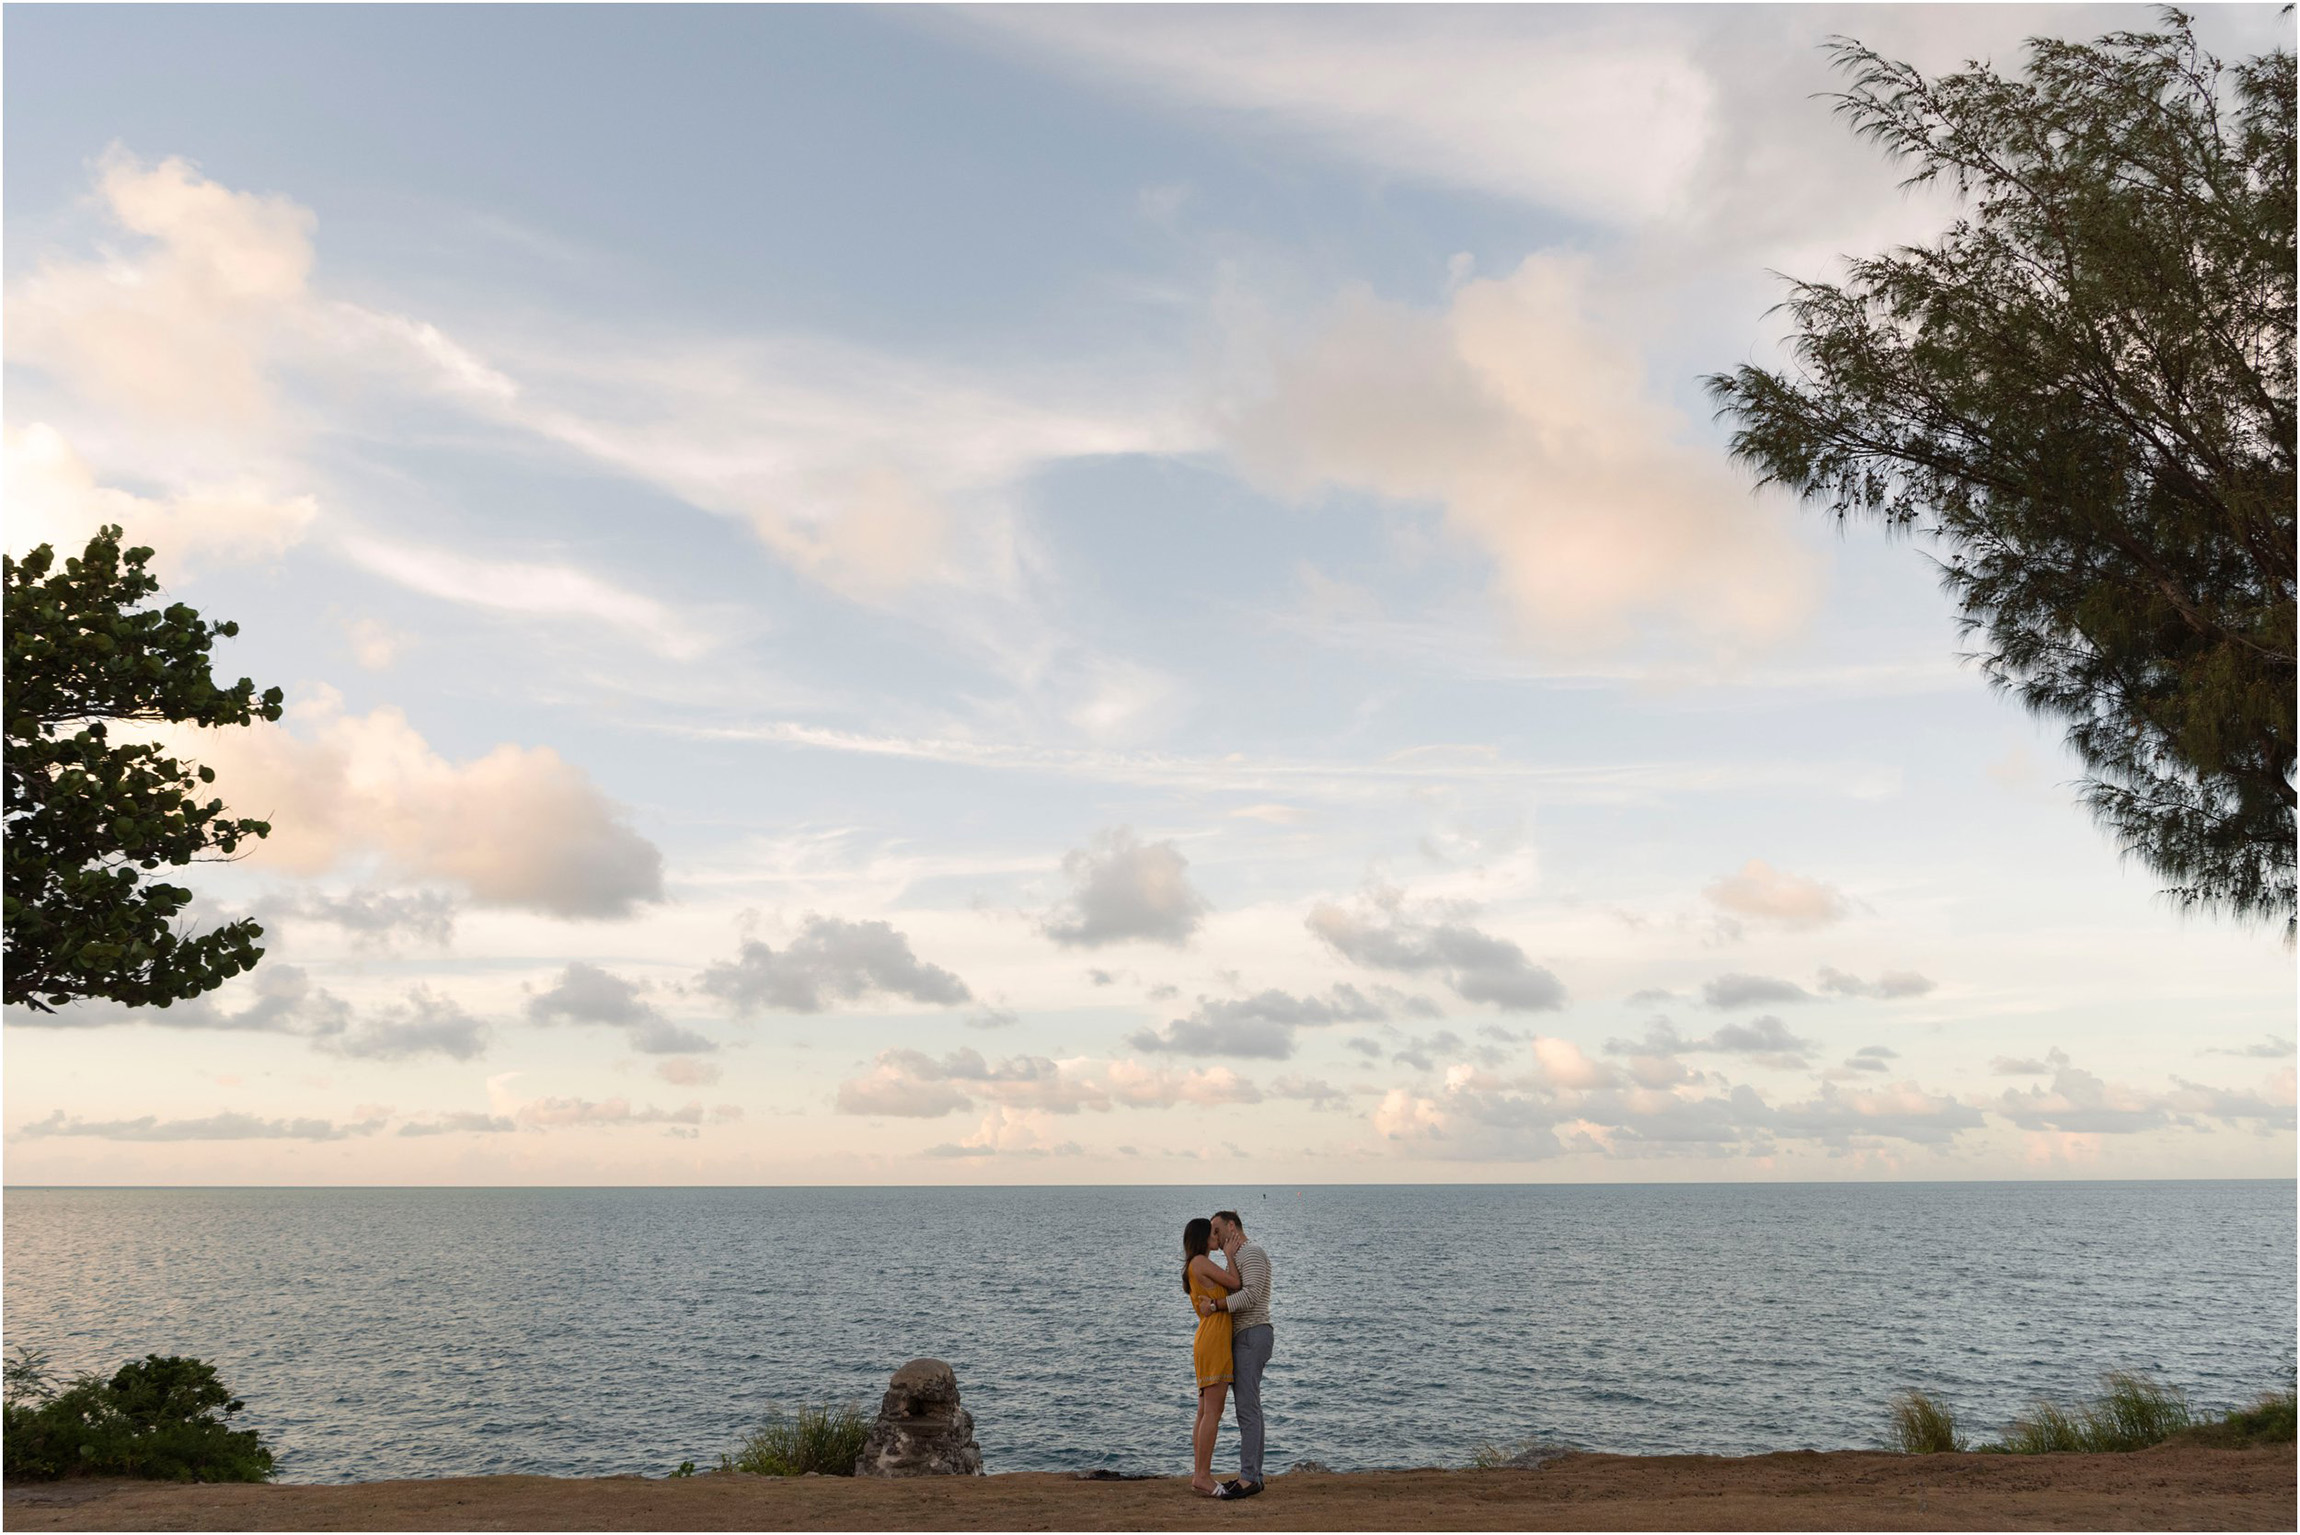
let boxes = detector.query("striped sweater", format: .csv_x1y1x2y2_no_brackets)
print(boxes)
1219,1241,1273,1330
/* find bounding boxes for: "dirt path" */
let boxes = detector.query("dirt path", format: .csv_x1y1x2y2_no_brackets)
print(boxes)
6,1447,2291,1531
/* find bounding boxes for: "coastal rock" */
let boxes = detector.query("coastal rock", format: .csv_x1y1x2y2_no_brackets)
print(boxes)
853,1358,983,1477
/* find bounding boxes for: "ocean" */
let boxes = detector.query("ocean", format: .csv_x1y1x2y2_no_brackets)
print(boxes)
3,1182,2291,1483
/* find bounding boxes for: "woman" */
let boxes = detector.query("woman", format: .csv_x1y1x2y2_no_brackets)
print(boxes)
1182,1216,1242,1496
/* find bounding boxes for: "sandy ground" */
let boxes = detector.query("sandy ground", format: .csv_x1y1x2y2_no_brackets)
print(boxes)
5,1448,2292,1532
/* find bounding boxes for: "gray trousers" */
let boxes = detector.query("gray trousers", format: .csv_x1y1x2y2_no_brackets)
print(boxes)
1231,1324,1273,1484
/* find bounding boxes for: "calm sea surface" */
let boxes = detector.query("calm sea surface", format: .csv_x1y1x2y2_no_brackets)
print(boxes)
3,1183,2292,1483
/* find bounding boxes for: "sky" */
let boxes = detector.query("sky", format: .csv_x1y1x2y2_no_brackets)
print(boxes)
4,3,2293,1186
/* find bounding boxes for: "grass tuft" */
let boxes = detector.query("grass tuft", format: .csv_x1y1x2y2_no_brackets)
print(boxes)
1469,1435,1569,1469
1887,1389,1966,1453
722,1401,870,1477
1999,1371,2192,1454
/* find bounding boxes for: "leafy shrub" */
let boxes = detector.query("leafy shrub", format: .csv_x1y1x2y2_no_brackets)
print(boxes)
1887,1389,1967,1453
3,1349,275,1483
722,1401,869,1476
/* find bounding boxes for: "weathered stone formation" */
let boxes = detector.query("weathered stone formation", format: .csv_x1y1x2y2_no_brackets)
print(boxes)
853,1358,983,1477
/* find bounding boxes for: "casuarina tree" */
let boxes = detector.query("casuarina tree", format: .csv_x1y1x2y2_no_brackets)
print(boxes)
1706,12,2295,933
3,527,284,1011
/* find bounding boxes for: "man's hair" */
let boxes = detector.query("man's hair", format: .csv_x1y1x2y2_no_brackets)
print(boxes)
1213,1209,1244,1234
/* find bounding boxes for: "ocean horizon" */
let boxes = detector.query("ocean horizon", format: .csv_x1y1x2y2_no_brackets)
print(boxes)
5,1181,2291,1485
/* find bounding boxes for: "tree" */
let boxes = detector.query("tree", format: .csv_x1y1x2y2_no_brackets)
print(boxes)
3,527,284,1011
1706,12,2295,933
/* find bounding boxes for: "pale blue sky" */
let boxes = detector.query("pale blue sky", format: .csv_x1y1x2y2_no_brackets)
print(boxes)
5,4,2291,1183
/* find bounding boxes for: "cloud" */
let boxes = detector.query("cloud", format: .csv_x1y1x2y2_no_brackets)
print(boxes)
1221,254,1815,657
524,961,712,1054
1042,827,1209,948
321,986,491,1062
5,966,486,1061
1604,1015,1813,1070
3,423,315,575
1991,1054,2055,1076
836,1047,1110,1119
1703,859,1847,930
655,1059,722,1087
1768,1082,1984,1147
1816,967,1936,1000
397,1112,517,1137
514,1097,712,1129
1391,1030,1470,1073
1700,973,1812,1009
968,9,1716,223
1127,984,1391,1060
1308,888,1564,1011
6,151,314,428
1996,1055,2297,1136
1269,1075,1350,1110
528,963,655,1028
2206,1037,2296,1060
158,688,662,920
697,916,970,1015
340,534,713,662
19,1109,383,1142
252,887,459,948
1841,1045,1899,1074
1103,1061,1263,1108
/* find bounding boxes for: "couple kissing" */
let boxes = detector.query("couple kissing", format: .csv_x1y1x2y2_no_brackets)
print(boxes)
1181,1208,1272,1499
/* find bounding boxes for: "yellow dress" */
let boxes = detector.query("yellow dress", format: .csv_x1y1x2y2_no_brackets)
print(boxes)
1190,1267,1235,1389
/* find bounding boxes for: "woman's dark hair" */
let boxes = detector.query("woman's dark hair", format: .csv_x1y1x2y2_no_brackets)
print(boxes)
1182,1216,1214,1293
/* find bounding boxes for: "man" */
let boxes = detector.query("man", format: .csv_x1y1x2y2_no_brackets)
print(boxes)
1195,1209,1272,1498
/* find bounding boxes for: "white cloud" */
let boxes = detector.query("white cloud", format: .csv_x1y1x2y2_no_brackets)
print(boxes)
1996,1055,2297,1136
339,533,714,661
698,916,971,1015
3,422,315,574
156,688,664,920
1103,1061,1262,1109
966,9,1716,224
1043,827,1209,948
1703,858,1849,930
1223,255,1817,659
6,151,314,429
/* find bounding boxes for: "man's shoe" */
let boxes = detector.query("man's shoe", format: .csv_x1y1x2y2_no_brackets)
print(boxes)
1213,1480,1244,1499
1232,1480,1264,1499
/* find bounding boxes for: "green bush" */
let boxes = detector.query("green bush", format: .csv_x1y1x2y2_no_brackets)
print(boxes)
2174,1389,2297,1449
1887,1389,1966,1453
3,1349,275,1483
722,1401,870,1477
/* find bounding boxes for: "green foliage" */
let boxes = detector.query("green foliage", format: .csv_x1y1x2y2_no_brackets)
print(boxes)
669,1459,697,1477
721,1401,870,1477
1887,1388,1967,1453
2,1351,276,1483
3,528,284,1012
1707,13,2296,933
2176,1388,2298,1448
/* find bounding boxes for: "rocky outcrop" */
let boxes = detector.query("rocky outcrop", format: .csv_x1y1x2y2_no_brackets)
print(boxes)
853,1358,983,1477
